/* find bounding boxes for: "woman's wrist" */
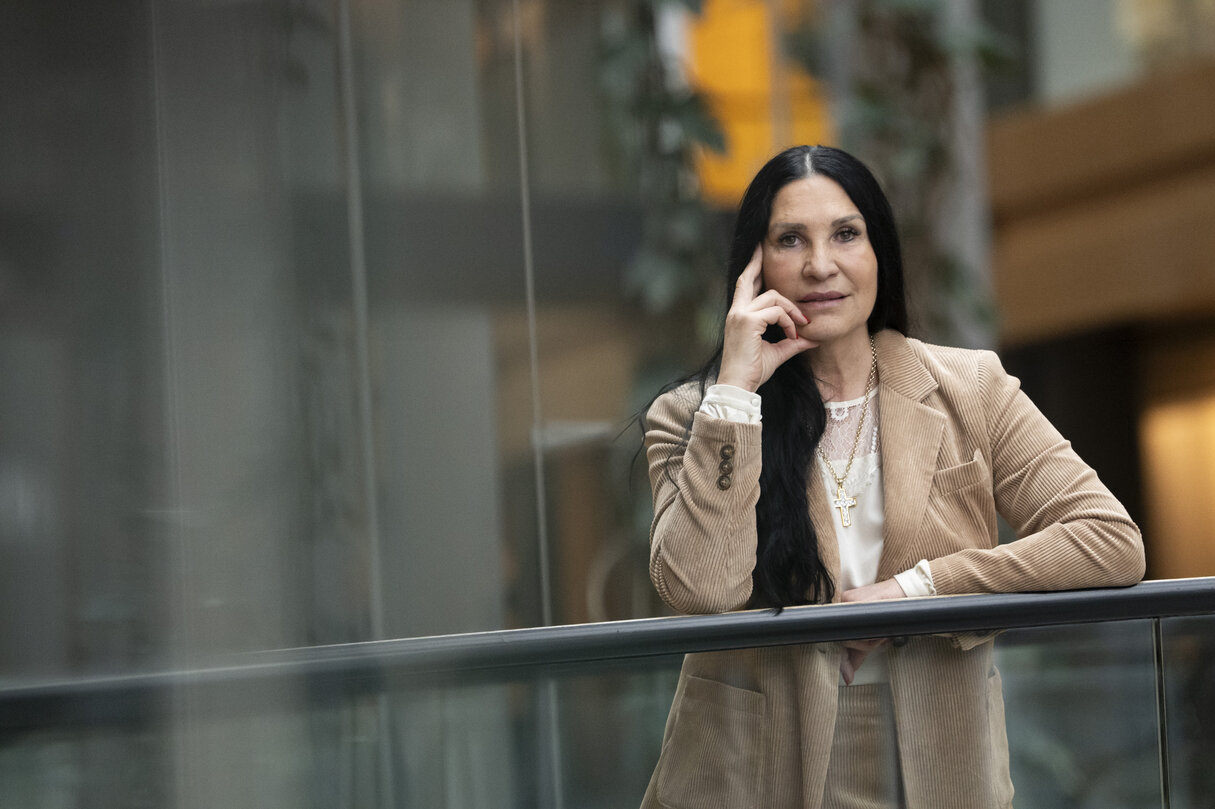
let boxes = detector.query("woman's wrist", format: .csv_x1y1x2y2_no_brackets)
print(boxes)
715,364,757,392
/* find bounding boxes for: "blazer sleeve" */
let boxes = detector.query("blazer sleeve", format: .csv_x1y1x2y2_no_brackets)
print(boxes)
644,386,763,614
927,351,1146,595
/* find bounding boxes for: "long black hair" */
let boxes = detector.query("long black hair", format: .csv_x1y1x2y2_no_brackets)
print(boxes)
657,145,909,608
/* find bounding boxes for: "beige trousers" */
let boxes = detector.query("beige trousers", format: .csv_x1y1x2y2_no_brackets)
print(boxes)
821,684,905,809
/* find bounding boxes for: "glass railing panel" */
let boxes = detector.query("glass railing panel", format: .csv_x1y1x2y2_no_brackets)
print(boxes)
551,664,683,809
1160,613,1215,809
0,654,689,809
996,620,1162,808
0,725,168,808
0,628,1171,808
380,662,686,809
7,580,1214,808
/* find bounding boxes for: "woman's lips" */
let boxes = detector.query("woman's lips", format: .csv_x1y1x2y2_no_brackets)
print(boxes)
799,293,846,309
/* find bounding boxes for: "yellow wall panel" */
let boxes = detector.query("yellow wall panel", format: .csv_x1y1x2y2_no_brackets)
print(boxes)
1140,394,1215,578
690,0,832,205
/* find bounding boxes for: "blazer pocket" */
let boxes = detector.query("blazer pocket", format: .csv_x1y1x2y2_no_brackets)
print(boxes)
655,675,766,809
932,450,989,495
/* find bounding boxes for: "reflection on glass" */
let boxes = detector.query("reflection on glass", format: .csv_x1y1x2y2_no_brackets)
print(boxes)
1162,615,1215,809
998,621,1161,807
0,618,1184,808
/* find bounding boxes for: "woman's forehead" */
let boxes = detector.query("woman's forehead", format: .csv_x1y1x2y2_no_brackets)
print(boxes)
770,175,861,223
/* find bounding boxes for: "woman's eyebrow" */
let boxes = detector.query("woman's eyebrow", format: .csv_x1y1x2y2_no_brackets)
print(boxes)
769,213,863,231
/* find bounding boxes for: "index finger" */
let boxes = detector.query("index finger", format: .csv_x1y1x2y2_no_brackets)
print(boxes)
733,244,764,304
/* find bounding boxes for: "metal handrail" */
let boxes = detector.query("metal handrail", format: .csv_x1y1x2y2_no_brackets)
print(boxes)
2,577,1212,727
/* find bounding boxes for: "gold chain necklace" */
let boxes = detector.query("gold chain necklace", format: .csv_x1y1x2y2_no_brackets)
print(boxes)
817,337,878,528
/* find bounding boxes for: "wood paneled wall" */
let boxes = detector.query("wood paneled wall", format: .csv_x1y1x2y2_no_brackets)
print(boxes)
989,59,1215,345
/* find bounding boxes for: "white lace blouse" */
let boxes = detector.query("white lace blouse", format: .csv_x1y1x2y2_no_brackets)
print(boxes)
699,383,936,684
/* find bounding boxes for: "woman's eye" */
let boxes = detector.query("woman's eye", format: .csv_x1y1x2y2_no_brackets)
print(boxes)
778,233,800,247
837,227,859,242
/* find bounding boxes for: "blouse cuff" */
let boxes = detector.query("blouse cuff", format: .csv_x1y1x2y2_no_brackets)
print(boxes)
699,384,762,424
894,559,937,598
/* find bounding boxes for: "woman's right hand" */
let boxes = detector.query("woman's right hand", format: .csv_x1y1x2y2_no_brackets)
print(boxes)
716,245,816,392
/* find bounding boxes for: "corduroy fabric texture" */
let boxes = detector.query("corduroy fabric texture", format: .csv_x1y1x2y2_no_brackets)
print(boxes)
638,330,1144,809
821,684,902,809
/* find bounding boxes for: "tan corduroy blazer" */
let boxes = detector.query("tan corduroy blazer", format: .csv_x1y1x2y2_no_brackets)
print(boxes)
639,330,1144,809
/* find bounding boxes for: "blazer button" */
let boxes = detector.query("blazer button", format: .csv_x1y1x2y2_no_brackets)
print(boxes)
716,474,732,490
718,459,733,475
719,444,735,460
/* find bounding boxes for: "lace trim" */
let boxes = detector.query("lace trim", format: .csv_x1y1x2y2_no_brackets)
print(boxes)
818,388,880,460
826,388,878,422
817,386,881,499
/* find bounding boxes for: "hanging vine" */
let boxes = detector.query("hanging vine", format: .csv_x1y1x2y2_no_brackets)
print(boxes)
598,0,727,372
785,0,1011,345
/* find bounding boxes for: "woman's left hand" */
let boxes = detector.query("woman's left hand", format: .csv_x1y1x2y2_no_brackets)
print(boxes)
841,578,906,604
837,578,906,684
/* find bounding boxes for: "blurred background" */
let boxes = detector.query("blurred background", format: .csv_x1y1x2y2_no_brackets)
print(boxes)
2,0,1215,806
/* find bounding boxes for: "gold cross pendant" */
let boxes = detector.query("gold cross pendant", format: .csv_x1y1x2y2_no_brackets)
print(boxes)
832,486,857,528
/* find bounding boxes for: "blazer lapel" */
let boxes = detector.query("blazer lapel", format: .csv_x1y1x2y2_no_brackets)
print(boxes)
873,331,945,580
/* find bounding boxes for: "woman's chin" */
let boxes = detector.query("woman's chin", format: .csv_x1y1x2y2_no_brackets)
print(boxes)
798,322,867,347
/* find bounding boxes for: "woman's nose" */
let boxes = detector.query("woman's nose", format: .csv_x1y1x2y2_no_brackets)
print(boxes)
801,247,837,279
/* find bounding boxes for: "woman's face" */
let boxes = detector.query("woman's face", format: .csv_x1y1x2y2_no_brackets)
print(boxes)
761,174,878,349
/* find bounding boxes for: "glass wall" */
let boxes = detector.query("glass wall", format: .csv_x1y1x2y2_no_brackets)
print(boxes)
0,0,673,671
0,1,676,803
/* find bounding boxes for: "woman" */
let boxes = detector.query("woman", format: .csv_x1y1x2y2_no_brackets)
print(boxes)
638,145,1144,809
